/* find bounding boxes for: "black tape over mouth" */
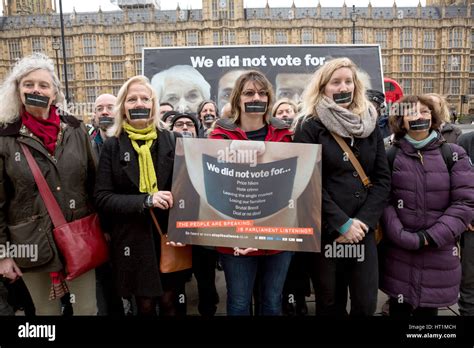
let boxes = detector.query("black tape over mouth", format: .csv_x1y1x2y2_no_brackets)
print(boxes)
180,131,194,138
203,114,216,122
408,119,430,131
24,93,50,108
129,108,151,120
333,92,352,104
244,102,267,113
98,116,114,127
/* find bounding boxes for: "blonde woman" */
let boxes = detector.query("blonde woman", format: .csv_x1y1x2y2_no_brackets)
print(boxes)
293,57,391,316
424,93,462,144
94,75,189,316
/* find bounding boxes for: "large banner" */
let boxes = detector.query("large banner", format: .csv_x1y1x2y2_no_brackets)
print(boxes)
143,45,383,113
167,138,322,252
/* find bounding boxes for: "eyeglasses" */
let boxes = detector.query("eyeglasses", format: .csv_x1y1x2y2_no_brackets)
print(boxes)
125,96,153,105
173,121,195,128
241,90,268,98
95,105,114,113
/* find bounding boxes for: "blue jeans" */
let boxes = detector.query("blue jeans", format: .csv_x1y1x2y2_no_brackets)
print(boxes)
220,251,293,316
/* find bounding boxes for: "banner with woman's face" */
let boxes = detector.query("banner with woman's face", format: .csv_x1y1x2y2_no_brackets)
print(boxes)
144,45,383,112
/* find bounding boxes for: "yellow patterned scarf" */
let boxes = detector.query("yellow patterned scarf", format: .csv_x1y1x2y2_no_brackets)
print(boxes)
122,122,158,193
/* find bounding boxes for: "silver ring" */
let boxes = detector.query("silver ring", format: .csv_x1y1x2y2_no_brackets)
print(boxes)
161,200,165,204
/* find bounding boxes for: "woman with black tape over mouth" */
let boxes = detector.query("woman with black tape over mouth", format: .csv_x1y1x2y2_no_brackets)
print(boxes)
0,53,97,315
209,70,294,316
197,100,219,138
379,95,474,317
94,75,190,316
294,57,391,316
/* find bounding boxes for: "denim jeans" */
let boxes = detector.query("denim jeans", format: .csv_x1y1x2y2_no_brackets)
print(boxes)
220,251,293,316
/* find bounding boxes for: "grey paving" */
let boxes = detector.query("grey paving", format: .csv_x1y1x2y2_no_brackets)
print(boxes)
185,270,460,316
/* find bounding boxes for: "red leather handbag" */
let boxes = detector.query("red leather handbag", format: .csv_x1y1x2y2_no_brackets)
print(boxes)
21,143,109,280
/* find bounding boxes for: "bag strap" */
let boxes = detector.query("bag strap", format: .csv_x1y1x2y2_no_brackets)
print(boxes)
386,145,399,172
169,131,176,149
440,142,454,173
386,143,453,173
330,132,372,188
20,143,67,228
149,208,164,238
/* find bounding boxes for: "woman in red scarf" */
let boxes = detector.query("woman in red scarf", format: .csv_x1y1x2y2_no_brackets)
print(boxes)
0,53,97,315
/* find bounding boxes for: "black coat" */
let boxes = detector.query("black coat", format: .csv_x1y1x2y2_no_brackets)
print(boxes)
441,123,462,144
293,118,391,241
94,129,176,297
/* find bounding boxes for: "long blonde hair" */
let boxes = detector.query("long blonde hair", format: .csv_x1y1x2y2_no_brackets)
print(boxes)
423,93,451,123
108,75,161,137
0,53,65,126
298,57,369,122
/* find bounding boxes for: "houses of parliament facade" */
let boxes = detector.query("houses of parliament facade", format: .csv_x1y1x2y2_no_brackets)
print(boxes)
0,0,472,115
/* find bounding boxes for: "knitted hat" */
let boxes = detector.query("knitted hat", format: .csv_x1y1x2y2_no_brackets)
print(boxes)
162,110,178,123
170,112,200,131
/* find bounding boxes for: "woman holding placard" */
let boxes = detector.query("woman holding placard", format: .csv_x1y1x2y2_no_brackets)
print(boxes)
209,70,294,316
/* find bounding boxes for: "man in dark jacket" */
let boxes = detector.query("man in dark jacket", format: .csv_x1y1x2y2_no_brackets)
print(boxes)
441,122,463,144
366,89,391,141
92,93,128,316
458,131,474,316
92,94,117,158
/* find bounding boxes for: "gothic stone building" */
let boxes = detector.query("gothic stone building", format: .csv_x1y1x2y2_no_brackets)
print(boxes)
0,0,473,116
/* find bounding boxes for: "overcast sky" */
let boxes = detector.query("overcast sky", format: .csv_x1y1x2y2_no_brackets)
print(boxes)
0,0,427,14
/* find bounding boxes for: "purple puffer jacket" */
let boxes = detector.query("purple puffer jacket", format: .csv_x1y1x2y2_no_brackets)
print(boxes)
380,133,474,308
